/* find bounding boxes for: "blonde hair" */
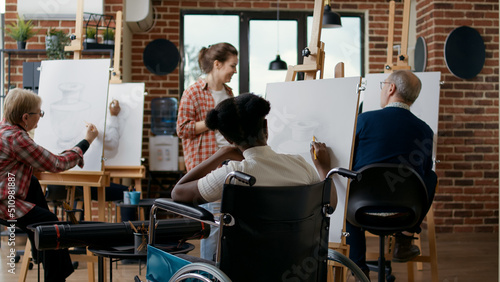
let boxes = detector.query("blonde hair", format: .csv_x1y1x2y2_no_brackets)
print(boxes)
3,88,41,125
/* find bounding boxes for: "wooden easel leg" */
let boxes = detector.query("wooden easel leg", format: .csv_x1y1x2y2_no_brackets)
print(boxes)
82,186,97,281
87,249,96,282
97,186,106,222
427,207,439,282
407,261,415,282
414,233,423,270
136,178,145,220
18,241,32,282
285,68,296,81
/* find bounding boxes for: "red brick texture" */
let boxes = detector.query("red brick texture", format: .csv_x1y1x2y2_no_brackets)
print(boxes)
3,0,498,232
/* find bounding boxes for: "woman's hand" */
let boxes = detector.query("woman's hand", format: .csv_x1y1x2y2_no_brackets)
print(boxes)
109,100,121,116
311,141,332,179
85,123,99,144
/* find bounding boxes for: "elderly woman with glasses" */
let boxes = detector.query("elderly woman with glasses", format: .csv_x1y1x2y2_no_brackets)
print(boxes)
0,88,99,282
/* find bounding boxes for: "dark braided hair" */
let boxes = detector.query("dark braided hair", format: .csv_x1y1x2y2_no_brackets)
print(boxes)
205,93,271,146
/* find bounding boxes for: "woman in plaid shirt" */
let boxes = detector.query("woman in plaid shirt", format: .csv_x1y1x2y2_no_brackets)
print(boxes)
177,42,238,172
0,88,98,281
176,42,238,261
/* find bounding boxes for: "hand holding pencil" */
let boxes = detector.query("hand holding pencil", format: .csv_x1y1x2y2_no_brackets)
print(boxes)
84,121,99,144
310,137,332,179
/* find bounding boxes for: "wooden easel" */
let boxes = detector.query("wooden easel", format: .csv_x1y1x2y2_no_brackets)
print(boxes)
285,0,325,81
283,1,360,281
109,11,123,84
18,1,115,281
18,171,109,282
105,165,147,221
104,10,147,221
384,0,412,73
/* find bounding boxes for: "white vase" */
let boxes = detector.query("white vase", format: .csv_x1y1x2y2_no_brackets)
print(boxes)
45,35,58,49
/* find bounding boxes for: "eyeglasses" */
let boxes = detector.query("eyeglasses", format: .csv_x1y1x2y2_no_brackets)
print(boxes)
28,110,45,118
380,81,391,90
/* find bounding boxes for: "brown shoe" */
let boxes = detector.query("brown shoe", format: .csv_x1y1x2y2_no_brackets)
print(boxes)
392,232,420,262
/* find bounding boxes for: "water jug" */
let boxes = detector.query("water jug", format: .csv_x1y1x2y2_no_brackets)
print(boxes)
151,97,177,135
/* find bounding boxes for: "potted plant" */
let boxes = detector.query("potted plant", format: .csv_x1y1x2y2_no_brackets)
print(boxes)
5,15,37,49
45,28,58,49
85,27,97,43
103,28,115,45
46,29,70,60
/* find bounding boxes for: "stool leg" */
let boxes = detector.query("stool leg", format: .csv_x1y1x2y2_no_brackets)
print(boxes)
18,240,32,282
378,236,386,282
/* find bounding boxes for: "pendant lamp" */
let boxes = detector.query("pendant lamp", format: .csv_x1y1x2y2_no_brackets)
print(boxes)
323,0,342,28
269,0,288,70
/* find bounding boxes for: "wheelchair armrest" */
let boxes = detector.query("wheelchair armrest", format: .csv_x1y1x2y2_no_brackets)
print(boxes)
153,199,215,223
327,167,361,181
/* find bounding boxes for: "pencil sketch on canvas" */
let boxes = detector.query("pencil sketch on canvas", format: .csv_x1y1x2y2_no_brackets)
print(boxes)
266,77,361,243
103,83,145,166
35,59,111,172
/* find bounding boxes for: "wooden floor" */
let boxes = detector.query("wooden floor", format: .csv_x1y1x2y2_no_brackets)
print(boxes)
1,232,498,281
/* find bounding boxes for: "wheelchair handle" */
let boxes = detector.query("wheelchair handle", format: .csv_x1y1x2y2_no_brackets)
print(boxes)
326,167,361,181
224,171,257,186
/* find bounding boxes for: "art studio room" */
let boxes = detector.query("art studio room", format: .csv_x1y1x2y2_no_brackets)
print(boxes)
0,0,498,281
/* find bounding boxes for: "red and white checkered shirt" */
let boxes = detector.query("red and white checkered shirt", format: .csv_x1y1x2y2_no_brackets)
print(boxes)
177,79,234,171
0,120,85,220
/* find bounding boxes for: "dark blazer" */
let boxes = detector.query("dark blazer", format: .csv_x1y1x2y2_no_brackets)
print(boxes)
353,106,437,201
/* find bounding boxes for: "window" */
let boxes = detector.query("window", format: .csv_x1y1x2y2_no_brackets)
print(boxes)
307,14,363,78
182,14,239,92
181,11,364,96
249,19,298,95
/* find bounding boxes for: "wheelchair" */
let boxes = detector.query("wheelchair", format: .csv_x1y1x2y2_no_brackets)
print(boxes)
143,169,370,282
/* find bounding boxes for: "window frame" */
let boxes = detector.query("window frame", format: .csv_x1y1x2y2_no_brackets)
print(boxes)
180,10,365,95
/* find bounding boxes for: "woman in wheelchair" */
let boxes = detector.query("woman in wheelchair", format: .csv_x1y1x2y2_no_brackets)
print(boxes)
171,93,335,260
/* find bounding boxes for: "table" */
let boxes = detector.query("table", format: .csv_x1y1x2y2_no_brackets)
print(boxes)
116,198,155,222
89,242,194,282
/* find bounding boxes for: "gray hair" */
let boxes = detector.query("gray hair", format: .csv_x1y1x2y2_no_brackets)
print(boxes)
388,70,422,105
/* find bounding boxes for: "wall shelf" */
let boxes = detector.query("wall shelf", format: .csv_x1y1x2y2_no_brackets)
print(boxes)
0,48,113,94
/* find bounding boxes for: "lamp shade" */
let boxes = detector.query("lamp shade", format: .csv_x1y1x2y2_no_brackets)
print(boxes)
323,5,342,28
269,54,288,70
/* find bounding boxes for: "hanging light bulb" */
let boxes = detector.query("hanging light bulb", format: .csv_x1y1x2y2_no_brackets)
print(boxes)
269,0,288,70
323,0,342,28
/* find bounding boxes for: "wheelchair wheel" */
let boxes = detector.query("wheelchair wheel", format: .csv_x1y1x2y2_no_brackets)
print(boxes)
170,263,231,282
328,249,370,282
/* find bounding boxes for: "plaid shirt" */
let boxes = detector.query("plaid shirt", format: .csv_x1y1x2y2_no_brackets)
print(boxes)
0,120,85,220
177,79,234,171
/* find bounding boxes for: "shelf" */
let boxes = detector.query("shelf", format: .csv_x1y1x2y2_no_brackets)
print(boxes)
0,48,114,95
0,48,113,55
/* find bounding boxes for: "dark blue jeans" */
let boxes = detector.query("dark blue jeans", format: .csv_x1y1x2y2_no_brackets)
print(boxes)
0,176,74,282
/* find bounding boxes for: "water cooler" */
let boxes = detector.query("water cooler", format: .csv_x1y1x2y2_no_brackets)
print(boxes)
149,98,179,171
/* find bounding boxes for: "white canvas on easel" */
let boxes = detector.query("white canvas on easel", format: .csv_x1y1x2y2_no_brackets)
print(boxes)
266,77,361,243
103,83,145,166
35,59,111,172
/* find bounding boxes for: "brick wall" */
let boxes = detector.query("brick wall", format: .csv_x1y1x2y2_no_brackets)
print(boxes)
414,0,499,233
3,0,498,232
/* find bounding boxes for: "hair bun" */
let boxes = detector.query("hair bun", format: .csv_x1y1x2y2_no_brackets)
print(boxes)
205,109,219,130
244,95,270,117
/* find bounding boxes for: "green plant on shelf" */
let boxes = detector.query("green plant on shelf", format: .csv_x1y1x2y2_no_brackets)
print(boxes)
5,15,37,48
103,28,115,41
46,28,70,60
85,27,97,41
